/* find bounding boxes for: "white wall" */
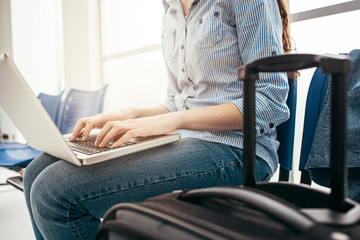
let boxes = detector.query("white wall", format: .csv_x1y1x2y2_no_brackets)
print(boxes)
0,0,17,141
10,0,63,95
0,0,13,57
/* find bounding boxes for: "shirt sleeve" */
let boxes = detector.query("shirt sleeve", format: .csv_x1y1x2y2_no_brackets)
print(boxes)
232,0,290,136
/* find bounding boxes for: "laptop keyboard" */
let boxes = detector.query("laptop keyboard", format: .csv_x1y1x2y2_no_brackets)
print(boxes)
65,136,137,156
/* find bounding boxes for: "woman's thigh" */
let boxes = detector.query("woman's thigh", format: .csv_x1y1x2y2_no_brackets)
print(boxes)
29,138,271,218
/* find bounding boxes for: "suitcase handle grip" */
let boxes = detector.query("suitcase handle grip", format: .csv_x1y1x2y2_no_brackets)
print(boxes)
237,53,351,211
180,187,315,232
237,53,350,81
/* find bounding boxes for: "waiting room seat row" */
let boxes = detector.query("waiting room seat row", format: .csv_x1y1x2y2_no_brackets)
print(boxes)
0,84,108,168
39,83,108,135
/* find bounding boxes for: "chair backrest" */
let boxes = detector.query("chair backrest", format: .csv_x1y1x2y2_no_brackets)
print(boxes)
299,68,330,170
37,90,65,125
277,68,330,182
57,84,108,134
277,78,297,171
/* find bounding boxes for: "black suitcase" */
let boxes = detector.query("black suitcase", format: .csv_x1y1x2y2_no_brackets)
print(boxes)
96,54,360,240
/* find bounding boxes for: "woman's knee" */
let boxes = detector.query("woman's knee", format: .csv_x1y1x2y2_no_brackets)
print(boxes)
29,161,76,221
23,154,59,198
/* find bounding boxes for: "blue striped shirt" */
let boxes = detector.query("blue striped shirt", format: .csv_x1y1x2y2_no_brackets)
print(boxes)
161,0,289,173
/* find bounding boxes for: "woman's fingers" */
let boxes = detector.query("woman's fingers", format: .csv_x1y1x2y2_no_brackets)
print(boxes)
92,114,177,148
70,118,90,141
96,120,150,148
97,121,130,147
80,119,98,141
95,121,116,146
112,129,142,148
70,115,107,141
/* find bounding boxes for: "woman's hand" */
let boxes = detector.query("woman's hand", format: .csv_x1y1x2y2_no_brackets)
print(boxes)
70,102,243,147
95,112,180,148
70,109,134,142
94,102,244,148
70,105,171,143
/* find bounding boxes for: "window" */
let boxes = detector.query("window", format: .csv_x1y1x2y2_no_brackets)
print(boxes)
289,0,352,13
103,50,169,111
100,0,167,111
289,0,360,54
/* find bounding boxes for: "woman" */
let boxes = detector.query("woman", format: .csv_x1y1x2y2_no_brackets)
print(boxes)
24,0,292,239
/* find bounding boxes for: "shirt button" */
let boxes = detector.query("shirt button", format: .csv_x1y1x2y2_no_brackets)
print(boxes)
214,12,220,17
182,68,185,72
260,129,265,134
271,51,277,56
181,45,184,50
199,19,203,24
269,123,274,128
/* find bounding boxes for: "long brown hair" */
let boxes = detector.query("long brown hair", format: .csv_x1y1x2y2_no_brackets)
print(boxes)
276,0,299,78
276,0,292,53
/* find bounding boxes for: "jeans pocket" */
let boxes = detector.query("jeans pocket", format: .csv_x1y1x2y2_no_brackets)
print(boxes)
194,8,222,48
350,84,360,100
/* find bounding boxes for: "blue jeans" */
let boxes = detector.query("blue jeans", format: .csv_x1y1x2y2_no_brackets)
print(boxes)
23,138,272,240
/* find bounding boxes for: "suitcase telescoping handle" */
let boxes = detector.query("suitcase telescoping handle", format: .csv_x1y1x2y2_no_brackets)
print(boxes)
237,54,351,211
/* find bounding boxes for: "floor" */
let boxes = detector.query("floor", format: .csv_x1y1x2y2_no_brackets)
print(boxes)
0,167,35,240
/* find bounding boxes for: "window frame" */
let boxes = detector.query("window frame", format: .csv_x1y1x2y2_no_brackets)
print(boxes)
289,0,360,23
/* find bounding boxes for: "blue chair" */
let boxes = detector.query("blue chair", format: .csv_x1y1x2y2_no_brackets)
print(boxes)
57,84,108,134
298,69,330,177
0,84,108,169
277,76,297,181
37,90,65,124
277,68,330,183
0,142,42,168
0,90,65,168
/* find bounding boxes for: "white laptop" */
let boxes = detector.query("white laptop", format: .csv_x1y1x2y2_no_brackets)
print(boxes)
0,53,180,166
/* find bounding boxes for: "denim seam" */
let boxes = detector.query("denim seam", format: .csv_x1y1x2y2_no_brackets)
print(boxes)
67,164,238,206
73,164,238,203
66,207,87,240
66,164,239,238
